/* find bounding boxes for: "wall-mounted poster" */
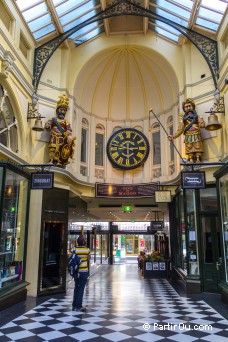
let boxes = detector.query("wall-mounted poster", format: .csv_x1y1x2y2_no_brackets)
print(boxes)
146,262,152,271
159,262,166,271
152,262,159,270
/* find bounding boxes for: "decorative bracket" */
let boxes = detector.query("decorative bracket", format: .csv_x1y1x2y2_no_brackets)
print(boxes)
33,0,218,91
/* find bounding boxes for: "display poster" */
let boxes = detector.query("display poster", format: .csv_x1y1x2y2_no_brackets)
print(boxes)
152,262,159,270
146,262,152,271
159,262,166,271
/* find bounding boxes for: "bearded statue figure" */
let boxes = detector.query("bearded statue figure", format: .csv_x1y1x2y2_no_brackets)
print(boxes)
168,98,206,163
45,95,76,167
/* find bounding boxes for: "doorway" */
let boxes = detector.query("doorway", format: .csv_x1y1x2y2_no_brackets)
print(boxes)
200,215,223,292
39,221,66,293
113,234,154,263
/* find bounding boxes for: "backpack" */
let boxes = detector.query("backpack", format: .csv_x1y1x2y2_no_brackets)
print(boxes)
68,252,81,278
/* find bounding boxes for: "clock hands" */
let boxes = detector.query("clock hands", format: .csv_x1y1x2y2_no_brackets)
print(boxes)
111,143,139,151
107,128,149,170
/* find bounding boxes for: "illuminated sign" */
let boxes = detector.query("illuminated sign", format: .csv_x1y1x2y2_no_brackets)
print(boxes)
181,172,206,189
31,172,54,189
96,182,159,198
123,206,132,212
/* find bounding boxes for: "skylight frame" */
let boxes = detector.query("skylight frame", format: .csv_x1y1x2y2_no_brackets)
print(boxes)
15,0,228,44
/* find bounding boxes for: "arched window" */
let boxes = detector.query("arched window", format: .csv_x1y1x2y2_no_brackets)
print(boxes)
167,116,174,162
80,118,89,176
0,85,18,152
151,123,161,165
95,124,105,166
113,126,122,133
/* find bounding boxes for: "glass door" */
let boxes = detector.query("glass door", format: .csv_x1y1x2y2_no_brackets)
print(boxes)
201,215,222,292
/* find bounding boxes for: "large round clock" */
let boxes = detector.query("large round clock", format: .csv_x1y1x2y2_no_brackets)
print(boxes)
107,128,150,170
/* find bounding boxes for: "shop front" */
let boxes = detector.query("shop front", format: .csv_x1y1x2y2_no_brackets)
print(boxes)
214,165,228,304
0,162,30,310
170,185,226,295
37,188,69,296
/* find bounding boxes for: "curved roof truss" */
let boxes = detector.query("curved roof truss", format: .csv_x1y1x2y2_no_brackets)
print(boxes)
32,0,220,91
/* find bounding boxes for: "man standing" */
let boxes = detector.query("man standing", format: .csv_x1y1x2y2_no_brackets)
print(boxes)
45,94,76,167
168,98,205,163
72,235,90,312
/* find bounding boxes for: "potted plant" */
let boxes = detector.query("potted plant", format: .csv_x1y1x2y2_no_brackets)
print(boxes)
143,251,167,278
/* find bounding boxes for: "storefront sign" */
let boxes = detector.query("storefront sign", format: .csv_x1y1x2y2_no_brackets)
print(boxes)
181,172,206,189
155,190,171,203
96,182,159,198
31,172,54,189
147,221,164,231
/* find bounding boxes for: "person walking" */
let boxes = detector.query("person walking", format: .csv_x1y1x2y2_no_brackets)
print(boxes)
72,235,90,312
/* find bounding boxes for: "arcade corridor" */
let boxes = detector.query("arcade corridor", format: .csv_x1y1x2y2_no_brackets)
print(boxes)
0,265,228,341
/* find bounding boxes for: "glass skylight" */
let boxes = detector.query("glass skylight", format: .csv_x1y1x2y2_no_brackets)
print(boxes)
22,3,48,22
15,0,227,43
152,0,191,19
201,0,227,13
28,14,52,32
156,27,179,42
195,18,219,31
155,9,188,27
33,24,56,40
171,0,193,10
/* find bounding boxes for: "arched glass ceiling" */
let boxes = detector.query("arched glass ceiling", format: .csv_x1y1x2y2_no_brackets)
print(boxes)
15,0,227,45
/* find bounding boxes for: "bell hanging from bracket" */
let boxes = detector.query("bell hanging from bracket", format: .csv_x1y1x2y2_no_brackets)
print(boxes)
205,110,222,131
32,117,44,131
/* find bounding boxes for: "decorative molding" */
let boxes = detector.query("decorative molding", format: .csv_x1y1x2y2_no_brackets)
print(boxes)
0,29,32,78
95,167,105,179
0,43,33,95
0,50,15,77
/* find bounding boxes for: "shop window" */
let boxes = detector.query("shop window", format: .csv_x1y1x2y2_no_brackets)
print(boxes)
0,167,29,289
186,189,199,275
218,175,228,282
173,191,186,271
200,187,218,212
0,85,18,153
151,123,161,165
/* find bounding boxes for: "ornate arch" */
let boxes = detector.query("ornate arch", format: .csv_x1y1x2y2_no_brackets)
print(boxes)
33,0,218,92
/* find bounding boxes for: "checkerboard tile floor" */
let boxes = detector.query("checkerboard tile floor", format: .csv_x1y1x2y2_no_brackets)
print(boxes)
0,265,228,341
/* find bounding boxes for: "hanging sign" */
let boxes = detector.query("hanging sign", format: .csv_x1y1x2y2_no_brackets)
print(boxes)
181,171,206,189
147,221,163,231
31,172,54,189
96,182,159,198
155,190,171,203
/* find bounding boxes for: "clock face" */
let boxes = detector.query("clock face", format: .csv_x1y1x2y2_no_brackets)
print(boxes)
107,128,150,170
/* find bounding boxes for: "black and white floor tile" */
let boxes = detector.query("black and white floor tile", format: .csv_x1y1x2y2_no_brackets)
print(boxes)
0,265,228,341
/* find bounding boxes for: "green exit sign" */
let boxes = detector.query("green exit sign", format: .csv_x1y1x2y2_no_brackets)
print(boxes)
123,206,132,212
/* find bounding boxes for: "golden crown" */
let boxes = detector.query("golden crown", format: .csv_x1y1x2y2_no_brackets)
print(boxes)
56,95,69,109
